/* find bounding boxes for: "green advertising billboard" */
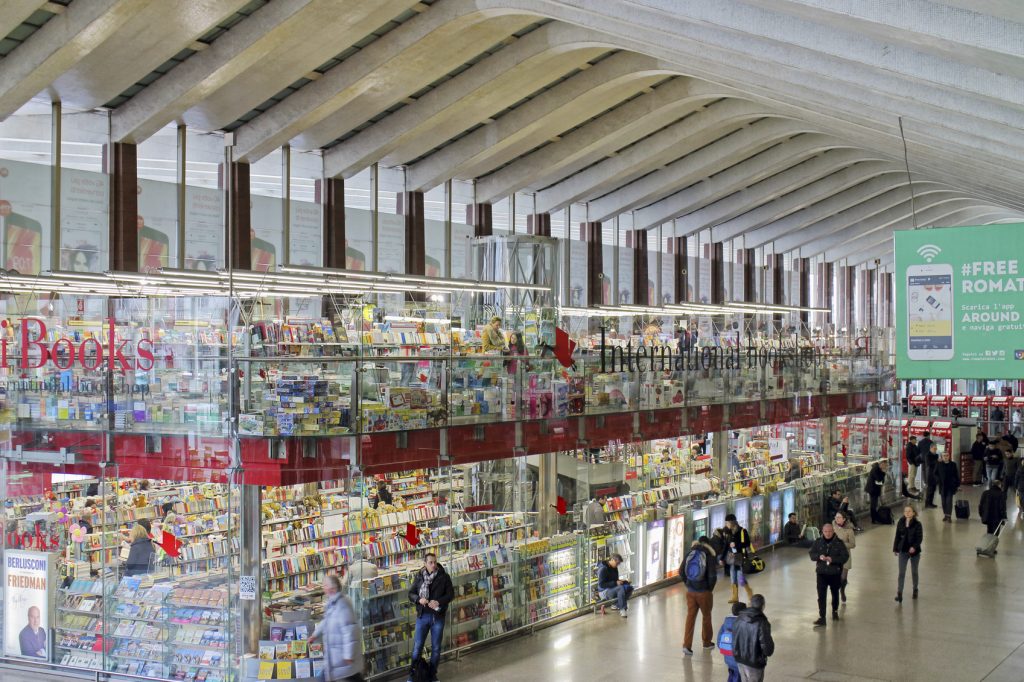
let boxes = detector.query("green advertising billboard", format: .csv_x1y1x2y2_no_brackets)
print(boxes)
895,223,1024,379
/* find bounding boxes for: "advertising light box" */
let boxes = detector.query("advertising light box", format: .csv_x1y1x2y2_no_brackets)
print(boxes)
895,223,1024,379
3,551,56,662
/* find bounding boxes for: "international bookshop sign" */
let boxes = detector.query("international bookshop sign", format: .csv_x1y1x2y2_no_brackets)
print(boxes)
895,222,1024,379
597,327,830,374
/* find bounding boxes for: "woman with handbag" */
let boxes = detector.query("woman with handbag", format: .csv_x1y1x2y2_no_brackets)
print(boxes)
832,510,856,603
724,514,754,604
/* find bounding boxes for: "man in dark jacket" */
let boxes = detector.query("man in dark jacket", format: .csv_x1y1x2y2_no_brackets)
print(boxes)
905,436,921,493
865,461,888,523
597,553,633,617
682,537,719,655
1001,430,1019,493
970,432,989,485
923,441,941,508
917,431,934,495
979,481,1007,536
808,524,850,626
408,553,455,680
732,594,774,681
935,451,960,522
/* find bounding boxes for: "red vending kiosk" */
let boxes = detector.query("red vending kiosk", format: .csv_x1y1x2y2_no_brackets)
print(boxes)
969,396,990,426
836,416,850,464
929,395,950,418
1012,397,1024,433
990,396,1012,433
849,417,870,463
949,395,970,420
909,394,930,417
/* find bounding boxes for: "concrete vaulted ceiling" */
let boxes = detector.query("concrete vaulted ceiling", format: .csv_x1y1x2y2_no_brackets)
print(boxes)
2,0,1022,264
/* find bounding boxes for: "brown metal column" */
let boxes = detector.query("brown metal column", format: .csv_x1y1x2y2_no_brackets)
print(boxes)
527,213,551,236
739,248,756,302
467,203,492,237
630,229,649,305
771,253,785,305
709,241,724,305
799,257,810,327
399,191,425,276
321,177,345,269
581,221,603,306
228,161,252,270
672,235,688,303
108,142,139,272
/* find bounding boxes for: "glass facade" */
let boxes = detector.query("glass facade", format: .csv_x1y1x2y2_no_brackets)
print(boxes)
0,96,899,681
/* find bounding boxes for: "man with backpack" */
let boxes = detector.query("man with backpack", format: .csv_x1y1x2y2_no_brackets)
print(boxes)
681,536,719,656
732,594,775,681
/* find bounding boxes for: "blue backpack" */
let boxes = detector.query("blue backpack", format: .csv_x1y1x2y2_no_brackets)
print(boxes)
717,616,735,655
684,548,707,584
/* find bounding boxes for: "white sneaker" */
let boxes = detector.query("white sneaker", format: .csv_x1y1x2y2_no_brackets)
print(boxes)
620,609,628,618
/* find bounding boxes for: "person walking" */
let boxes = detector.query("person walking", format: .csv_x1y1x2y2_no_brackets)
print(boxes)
935,451,960,522
865,460,888,523
970,432,988,485
717,601,746,682
832,510,856,603
978,480,1007,536
923,442,940,508
991,404,1006,434
1002,429,1020,493
724,514,754,604
893,505,923,602
1012,409,1023,437
985,444,1004,491
311,574,364,681
731,594,774,682
904,436,921,493
597,553,634,617
582,495,607,528
681,536,719,656
408,553,455,681
808,524,849,626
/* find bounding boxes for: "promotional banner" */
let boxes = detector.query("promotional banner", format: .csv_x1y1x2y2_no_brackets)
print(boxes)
569,240,588,307
137,178,177,273
664,515,687,578
184,185,223,271
4,550,53,662
60,167,108,272
768,492,782,545
895,223,1024,379
644,520,665,586
0,159,51,275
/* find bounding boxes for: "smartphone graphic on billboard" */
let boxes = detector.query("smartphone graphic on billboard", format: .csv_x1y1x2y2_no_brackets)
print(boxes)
907,263,954,360
138,219,170,273
3,211,43,275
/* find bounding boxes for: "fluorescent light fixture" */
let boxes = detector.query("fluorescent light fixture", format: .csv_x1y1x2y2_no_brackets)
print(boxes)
384,315,452,325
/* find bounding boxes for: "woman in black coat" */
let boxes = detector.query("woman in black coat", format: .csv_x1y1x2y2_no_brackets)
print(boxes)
892,505,923,603
978,480,1007,535
124,523,156,577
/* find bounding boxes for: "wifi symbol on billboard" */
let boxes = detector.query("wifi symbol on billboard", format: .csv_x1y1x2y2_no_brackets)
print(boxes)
917,244,942,262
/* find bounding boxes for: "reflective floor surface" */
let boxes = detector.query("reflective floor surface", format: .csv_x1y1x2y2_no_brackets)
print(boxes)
3,487,1021,682
442,486,1024,682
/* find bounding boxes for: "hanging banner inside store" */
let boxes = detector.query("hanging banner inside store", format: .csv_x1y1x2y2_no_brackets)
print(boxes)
3,550,54,662
895,223,1024,379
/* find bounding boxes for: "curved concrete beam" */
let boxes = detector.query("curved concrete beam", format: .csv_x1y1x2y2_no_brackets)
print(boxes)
234,0,540,160
706,159,904,241
533,98,787,213
0,0,143,121
640,152,886,234
0,2,49,41
404,50,684,191
742,173,933,249
318,21,613,177
590,128,843,223
473,76,729,202
771,184,954,252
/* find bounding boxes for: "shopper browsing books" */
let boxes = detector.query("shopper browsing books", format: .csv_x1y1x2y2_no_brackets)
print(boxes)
597,553,633,617
408,553,454,681
311,574,364,681
123,522,155,576
481,316,507,352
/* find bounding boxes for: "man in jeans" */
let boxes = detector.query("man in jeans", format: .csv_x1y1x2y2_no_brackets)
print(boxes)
408,553,454,681
731,594,775,681
682,536,718,656
597,553,633,617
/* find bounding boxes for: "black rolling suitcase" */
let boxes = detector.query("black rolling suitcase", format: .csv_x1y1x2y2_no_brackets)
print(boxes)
954,499,970,520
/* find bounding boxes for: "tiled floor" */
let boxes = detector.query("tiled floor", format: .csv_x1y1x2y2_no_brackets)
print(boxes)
3,488,1021,682
439,487,1024,682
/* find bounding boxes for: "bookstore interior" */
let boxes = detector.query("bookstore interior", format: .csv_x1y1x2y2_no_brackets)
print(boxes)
0,266,894,681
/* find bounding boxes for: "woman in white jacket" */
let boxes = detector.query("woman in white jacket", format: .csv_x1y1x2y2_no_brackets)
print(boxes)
311,574,364,681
